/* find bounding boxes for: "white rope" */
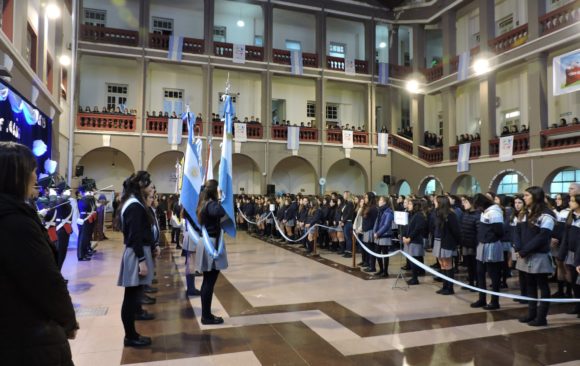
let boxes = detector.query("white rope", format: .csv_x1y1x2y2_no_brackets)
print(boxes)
237,207,273,225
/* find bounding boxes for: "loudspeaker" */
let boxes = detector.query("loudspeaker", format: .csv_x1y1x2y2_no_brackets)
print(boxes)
75,165,84,177
267,184,275,195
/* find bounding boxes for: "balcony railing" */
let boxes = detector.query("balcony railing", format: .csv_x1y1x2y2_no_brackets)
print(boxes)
213,42,264,61
146,116,203,136
540,0,580,35
77,112,136,132
449,141,481,161
325,130,369,145
541,124,580,150
240,124,264,139
389,64,413,79
326,56,369,74
490,133,530,156
489,24,528,54
80,24,139,47
271,126,319,141
271,125,287,140
326,130,342,143
212,122,224,136
391,134,413,154
148,34,204,54
418,145,443,163
272,49,319,67
423,64,444,82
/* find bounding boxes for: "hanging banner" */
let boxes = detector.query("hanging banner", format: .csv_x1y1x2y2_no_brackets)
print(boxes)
499,135,514,162
167,35,184,61
234,122,247,142
168,118,183,145
291,50,303,75
233,44,246,64
457,51,470,81
377,133,389,155
287,126,300,151
553,48,580,96
457,142,471,173
342,129,354,149
345,58,356,75
378,62,389,85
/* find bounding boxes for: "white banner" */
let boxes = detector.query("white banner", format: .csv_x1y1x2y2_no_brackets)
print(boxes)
553,48,580,96
234,122,247,142
287,126,300,151
168,118,183,145
378,133,389,155
345,58,356,75
342,130,354,149
499,136,514,162
457,51,470,81
457,142,471,172
233,44,246,64
394,211,408,226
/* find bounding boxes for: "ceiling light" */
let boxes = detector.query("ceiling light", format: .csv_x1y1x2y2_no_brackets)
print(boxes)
46,3,61,19
473,58,490,76
59,54,71,66
406,79,420,94
237,20,245,27
379,42,387,49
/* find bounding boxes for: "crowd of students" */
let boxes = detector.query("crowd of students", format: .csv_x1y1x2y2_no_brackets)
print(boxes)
235,182,580,326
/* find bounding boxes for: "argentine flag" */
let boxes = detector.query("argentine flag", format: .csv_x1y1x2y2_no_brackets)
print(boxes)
218,95,237,238
180,114,203,227
168,35,184,61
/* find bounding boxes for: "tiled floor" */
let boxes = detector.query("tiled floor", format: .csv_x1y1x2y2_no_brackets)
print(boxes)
63,231,580,366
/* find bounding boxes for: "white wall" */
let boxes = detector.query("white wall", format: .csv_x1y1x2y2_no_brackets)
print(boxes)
78,148,135,192
326,159,366,195
424,93,442,134
150,0,204,39
78,56,141,111
271,157,316,195
455,82,480,135
212,70,261,120
231,154,261,194
327,17,365,60
147,151,184,194
495,0,528,35
271,76,316,125
273,9,315,53
83,0,140,30
496,66,528,135
326,82,366,128
214,0,264,45
147,63,204,116
547,0,574,11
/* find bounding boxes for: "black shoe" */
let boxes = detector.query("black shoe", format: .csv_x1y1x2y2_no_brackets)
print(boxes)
357,262,365,266
194,271,203,276
143,286,158,294
364,267,376,273
470,300,486,308
135,311,155,321
186,288,201,297
140,296,156,305
518,314,536,323
342,253,352,258
201,316,224,325
528,318,547,327
440,287,455,295
551,290,565,298
124,335,152,347
407,279,419,285
500,282,508,289
374,270,385,276
483,303,500,311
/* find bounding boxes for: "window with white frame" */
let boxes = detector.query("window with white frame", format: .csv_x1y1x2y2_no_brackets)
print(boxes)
106,83,128,111
550,168,580,197
496,15,514,35
83,8,106,27
307,102,316,118
329,42,346,58
326,104,338,121
213,26,226,42
152,17,173,35
503,109,520,128
497,173,519,195
286,40,302,51
163,89,183,116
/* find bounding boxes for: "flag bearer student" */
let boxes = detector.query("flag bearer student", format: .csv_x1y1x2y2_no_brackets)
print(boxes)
283,195,298,242
362,192,379,273
431,196,461,295
55,182,74,270
558,193,580,316
332,195,345,252
373,195,394,277
304,198,322,253
460,196,480,290
76,183,97,261
341,191,356,258
181,209,202,297
470,193,504,309
511,194,528,304
515,187,556,326
403,199,428,285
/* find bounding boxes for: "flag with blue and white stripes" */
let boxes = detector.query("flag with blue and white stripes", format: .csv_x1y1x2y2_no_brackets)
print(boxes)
291,50,303,75
218,95,237,238
378,62,389,85
457,142,471,173
457,51,470,81
168,35,184,61
180,111,202,227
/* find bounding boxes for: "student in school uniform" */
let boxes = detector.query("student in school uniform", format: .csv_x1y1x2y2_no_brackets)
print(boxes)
431,196,461,295
373,195,395,277
362,193,379,273
460,196,480,290
511,195,528,304
283,195,298,242
558,193,580,315
402,199,428,285
305,198,322,253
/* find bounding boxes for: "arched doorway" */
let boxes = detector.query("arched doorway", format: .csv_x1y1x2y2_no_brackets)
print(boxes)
326,159,367,195
490,170,529,195
147,151,184,194
419,176,443,196
77,147,134,192
213,154,262,194
271,156,317,195
451,175,482,195
397,180,412,196
544,166,580,197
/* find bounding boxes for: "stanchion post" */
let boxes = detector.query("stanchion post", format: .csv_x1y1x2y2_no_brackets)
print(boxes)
352,232,357,269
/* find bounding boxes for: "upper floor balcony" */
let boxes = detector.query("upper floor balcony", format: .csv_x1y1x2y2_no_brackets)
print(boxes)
80,24,139,47
148,34,204,54
145,116,203,136
541,123,580,150
77,112,137,132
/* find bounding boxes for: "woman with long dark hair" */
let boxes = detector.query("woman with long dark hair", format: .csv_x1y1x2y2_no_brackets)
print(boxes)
558,193,580,315
511,194,528,303
0,142,78,365
471,193,504,310
552,193,571,298
460,195,479,290
373,195,394,277
432,195,461,295
362,192,379,273
515,186,556,326
196,179,227,325
403,199,428,285
305,198,322,253
117,171,156,347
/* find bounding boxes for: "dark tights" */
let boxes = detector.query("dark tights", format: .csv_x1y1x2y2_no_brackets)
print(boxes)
463,254,476,285
476,261,501,305
375,245,390,274
201,269,220,319
121,286,141,339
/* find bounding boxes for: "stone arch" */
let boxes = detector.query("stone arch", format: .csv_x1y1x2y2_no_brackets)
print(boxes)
213,153,262,194
543,166,580,197
489,169,530,194
325,158,368,195
396,180,412,196
77,147,135,192
271,156,317,195
418,175,444,196
146,151,185,194
451,174,482,195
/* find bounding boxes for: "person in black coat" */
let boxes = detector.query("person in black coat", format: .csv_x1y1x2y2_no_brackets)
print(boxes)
305,199,322,253
432,196,461,295
460,196,480,289
0,142,78,365
362,192,379,273
402,199,428,285
557,193,580,315
318,196,331,249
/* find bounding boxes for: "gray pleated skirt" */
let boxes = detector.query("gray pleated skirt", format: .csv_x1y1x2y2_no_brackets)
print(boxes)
195,236,229,272
117,246,154,287
501,241,512,252
565,250,576,267
515,252,554,274
363,230,374,243
376,237,392,246
182,231,197,253
404,242,425,257
433,238,456,258
285,219,295,227
476,242,504,263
